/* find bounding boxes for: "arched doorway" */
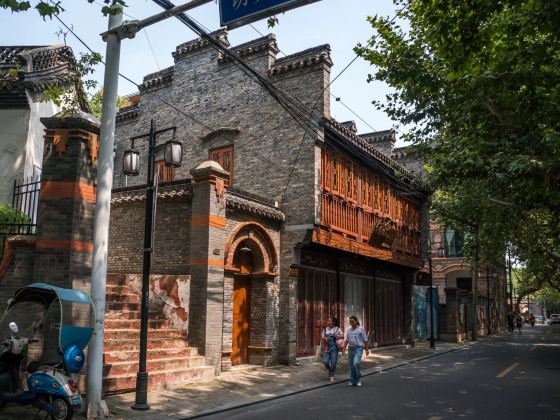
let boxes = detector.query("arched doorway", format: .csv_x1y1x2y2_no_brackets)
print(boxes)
225,223,277,366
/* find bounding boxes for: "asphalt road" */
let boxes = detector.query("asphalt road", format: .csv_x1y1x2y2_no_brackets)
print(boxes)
206,325,560,420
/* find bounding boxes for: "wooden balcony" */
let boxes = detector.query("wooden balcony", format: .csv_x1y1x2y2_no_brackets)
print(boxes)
316,192,422,268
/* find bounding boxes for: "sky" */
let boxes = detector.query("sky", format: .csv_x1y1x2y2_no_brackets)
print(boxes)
1,0,407,145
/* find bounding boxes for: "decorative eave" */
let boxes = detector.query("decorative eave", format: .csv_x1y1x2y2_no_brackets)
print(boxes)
173,29,229,63
111,181,192,204
226,189,285,222
360,129,394,143
269,44,332,76
200,127,240,141
0,45,88,111
140,66,174,92
218,34,278,63
320,117,430,192
116,103,139,123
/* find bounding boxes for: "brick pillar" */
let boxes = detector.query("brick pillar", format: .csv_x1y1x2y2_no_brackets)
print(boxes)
34,111,99,291
188,161,228,374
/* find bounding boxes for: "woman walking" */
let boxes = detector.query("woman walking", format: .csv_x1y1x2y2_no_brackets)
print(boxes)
343,315,369,387
321,317,343,381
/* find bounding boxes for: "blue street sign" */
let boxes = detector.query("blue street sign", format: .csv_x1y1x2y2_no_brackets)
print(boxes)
219,0,321,29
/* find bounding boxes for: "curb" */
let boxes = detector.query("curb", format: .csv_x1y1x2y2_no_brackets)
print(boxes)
183,341,478,419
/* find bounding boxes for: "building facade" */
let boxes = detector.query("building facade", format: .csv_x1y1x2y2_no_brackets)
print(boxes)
393,146,508,341
110,29,429,380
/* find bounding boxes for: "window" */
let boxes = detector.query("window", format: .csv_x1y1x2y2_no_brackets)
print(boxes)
456,278,472,291
209,145,234,184
444,228,465,257
155,160,175,183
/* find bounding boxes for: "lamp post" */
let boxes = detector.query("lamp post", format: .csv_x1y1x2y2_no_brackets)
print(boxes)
427,237,445,349
124,119,181,411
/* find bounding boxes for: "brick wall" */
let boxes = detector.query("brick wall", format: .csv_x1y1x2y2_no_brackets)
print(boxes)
108,183,192,275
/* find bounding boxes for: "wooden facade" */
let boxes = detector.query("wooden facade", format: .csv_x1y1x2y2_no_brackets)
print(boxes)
316,146,423,268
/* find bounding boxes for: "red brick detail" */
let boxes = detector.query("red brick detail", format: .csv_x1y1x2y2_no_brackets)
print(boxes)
0,237,35,279
190,258,224,267
191,215,226,229
35,239,93,253
224,222,277,273
40,181,96,202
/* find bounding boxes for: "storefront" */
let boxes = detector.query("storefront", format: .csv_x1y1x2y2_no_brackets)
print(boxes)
296,247,409,356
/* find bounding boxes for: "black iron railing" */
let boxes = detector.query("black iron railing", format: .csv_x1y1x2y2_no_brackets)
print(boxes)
0,177,40,236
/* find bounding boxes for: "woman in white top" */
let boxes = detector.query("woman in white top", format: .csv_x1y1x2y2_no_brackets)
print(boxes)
342,315,369,386
321,317,344,381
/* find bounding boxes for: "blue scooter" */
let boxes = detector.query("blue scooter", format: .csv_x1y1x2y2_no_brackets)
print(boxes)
0,283,95,420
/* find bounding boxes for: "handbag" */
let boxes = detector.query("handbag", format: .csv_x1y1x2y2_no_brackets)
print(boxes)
336,337,345,351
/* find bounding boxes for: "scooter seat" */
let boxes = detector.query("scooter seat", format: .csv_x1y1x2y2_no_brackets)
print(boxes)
26,361,40,373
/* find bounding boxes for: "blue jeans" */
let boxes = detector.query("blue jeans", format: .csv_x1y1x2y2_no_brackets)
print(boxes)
348,346,363,385
322,338,338,374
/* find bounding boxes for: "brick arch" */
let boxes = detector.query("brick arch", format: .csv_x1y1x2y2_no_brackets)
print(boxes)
225,222,277,274
434,263,471,278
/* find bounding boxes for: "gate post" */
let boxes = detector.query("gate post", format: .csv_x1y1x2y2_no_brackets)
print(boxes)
188,161,229,374
34,111,100,290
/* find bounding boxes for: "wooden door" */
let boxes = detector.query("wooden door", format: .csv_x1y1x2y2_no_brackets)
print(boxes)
232,276,251,365
375,278,403,346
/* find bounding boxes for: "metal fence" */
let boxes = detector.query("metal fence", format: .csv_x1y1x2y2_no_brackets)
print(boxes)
0,177,40,236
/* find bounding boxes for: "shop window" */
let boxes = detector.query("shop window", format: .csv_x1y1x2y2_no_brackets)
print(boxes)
155,160,175,183
209,145,234,184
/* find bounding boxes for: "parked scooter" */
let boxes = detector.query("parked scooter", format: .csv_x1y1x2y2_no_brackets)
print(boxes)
0,283,95,420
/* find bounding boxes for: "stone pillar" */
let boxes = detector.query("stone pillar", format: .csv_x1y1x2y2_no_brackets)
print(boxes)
439,287,466,342
33,111,99,291
188,161,228,374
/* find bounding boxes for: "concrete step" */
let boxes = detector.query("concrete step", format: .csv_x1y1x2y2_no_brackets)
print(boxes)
103,356,206,377
105,284,131,294
105,310,141,320
103,366,215,393
106,301,141,312
104,347,198,364
104,318,171,330
105,292,140,304
106,274,129,287
104,328,182,340
104,337,188,352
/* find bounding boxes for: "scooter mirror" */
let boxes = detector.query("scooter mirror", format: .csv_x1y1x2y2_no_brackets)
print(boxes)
9,322,18,334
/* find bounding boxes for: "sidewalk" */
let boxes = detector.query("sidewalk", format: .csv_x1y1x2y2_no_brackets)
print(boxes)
0,341,468,419
107,341,467,419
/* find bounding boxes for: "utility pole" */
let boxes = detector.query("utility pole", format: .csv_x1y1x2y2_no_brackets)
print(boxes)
88,2,213,417
87,9,122,419
486,266,491,336
471,227,479,341
508,248,513,312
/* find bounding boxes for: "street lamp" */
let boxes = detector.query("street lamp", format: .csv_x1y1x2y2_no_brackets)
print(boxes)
127,119,180,411
427,237,445,349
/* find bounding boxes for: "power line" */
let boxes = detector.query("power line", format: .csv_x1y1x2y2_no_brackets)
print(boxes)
279,2,411,204
54,8,421,199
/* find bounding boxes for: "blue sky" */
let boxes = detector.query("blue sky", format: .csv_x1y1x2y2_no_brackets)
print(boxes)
1,0,407,144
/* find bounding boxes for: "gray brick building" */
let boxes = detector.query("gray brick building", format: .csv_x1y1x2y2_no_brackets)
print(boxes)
108,30,430,386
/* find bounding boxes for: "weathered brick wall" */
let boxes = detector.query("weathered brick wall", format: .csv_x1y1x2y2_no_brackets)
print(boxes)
114,32,330,229
113,31,332,364
0,238,36,314
108,183,192,275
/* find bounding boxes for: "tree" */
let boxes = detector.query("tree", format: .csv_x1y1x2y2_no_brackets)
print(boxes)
356,0,560,281
88,87,131,119
1,0,125,18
